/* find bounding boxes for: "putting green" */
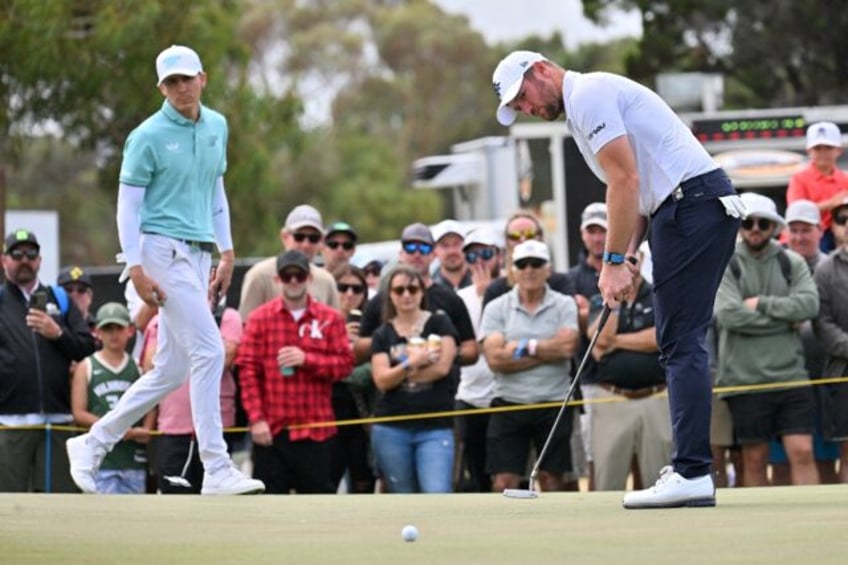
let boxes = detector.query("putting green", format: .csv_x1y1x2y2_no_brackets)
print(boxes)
2,486,847,564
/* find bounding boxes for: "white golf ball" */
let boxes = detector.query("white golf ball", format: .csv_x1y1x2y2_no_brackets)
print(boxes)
401,524,419,542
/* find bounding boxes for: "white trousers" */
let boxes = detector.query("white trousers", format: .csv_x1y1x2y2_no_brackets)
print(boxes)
91,234,229,473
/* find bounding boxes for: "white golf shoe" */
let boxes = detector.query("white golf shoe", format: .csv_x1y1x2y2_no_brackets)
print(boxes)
201,464,265,495
66,433,108,494
622,466,716,509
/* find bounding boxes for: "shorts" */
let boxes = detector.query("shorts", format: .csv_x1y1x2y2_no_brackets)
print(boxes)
820,382,848,441
725,387,815,445
710,397,735,447
486,397,573,475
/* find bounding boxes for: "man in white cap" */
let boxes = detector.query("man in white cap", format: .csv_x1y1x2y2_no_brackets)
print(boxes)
714,192,820,487
785,199,827,272
492,51,744,508
67,45,265,495
787,121,848,252
239,204,340,320
432,219,471,290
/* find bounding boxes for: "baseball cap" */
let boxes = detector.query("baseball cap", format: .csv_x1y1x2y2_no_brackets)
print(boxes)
401,223,434,245
492,50,548,126
57,266,93,288
580,202,608,230
95,302,131,329
155,45,203,86
806,121,842,149
276,250,310,274
285,205,323,232
325,221,357,241
431,219,465,243
4,228,40,253
462,227,500,251
740,192,785,227
512,240,550,264
785,200,821,225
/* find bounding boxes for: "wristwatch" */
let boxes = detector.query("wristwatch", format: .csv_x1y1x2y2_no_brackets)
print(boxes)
602,251,626,265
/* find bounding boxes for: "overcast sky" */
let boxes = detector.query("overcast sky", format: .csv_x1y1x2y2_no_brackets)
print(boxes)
432,0,642,49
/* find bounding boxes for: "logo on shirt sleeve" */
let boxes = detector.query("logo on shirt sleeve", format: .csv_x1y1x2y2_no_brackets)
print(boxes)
587,122,606,141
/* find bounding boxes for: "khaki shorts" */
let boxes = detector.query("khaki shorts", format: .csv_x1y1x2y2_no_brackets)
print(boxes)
710,397,734,447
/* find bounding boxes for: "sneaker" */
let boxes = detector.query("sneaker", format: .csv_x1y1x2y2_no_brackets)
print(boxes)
201,464,265,495
66,433,107,494
622,466,716,509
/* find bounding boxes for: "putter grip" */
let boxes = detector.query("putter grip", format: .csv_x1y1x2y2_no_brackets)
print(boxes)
596,304,612,331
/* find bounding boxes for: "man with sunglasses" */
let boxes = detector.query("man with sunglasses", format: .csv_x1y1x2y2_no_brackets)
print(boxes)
480,240,580,493
322,221,358,274
432,219,472,291
67,45,264,496
715,192,820,487
1,229,96,492
493,51,743,508
237,250,353,493
355,223,478,371
831,199,848,249
239,204,340,320
57,265,95,331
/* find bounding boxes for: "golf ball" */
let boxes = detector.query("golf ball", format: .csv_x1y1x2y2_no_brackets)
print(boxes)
401,524,419,542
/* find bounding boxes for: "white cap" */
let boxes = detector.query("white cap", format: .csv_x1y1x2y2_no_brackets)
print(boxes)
785,199,821,225
806,121,842,149
462,227,500,250
284,205,323,231
156,45,203,86
492,51,548,126
580,202,608,230
431,219,465,243
512,240,550,264
740,192,785,227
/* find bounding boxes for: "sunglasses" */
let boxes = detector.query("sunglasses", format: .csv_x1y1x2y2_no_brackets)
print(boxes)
741,218,773,231
63,284,90,295
833,214,848,227
293,232,322,244
506,229,539,242
279,270,308,283
390,284,421,296
515,258,547,270
465,248,496,264
337,283,365,294
8,248,39,261
326,240,354,250
402,241,433,255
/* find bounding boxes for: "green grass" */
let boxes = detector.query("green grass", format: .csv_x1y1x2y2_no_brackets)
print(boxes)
2,486,847,564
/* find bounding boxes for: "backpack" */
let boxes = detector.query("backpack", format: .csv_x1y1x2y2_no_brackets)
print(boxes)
726,249,793,287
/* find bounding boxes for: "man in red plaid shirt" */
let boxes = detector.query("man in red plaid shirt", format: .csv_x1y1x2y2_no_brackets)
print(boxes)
237,250,354,493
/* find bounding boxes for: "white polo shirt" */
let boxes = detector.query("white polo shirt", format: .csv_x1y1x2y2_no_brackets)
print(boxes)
563,71,717,216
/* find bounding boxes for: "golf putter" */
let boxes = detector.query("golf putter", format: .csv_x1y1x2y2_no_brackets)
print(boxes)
504,303,613,499
163,436,195,489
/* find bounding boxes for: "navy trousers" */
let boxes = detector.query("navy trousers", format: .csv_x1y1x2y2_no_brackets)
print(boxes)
649,168,740,479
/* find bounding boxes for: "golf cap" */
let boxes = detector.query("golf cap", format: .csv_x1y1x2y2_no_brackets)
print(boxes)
462,227,500,251
785,200,821,226
740,192,785,227
431,219,465,243
806,121,842,149
276,250,310,274
492,50,548,126
95,302,131,329
285,205,323,232
4,228,40,253
512,240,550,264
580,202,608,230
58,266,93,288
325,221,357,242
156,45,203,86
401,223,434,245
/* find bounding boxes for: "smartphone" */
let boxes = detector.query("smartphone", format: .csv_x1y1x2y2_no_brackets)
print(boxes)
347,309,362,324
30,290,48,312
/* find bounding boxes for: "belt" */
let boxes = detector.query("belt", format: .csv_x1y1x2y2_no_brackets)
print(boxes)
598,382,667,400
143,232,215,253
655,168,731,215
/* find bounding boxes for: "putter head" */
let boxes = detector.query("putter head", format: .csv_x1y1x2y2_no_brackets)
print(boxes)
163,475,192,488
502,488,539,499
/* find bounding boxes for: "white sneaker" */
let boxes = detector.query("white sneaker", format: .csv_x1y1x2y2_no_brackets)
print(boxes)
622,466,716,509
66,433,107,494
201,464,265,495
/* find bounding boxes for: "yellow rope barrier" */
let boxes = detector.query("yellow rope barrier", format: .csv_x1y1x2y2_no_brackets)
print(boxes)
4,375,847,435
